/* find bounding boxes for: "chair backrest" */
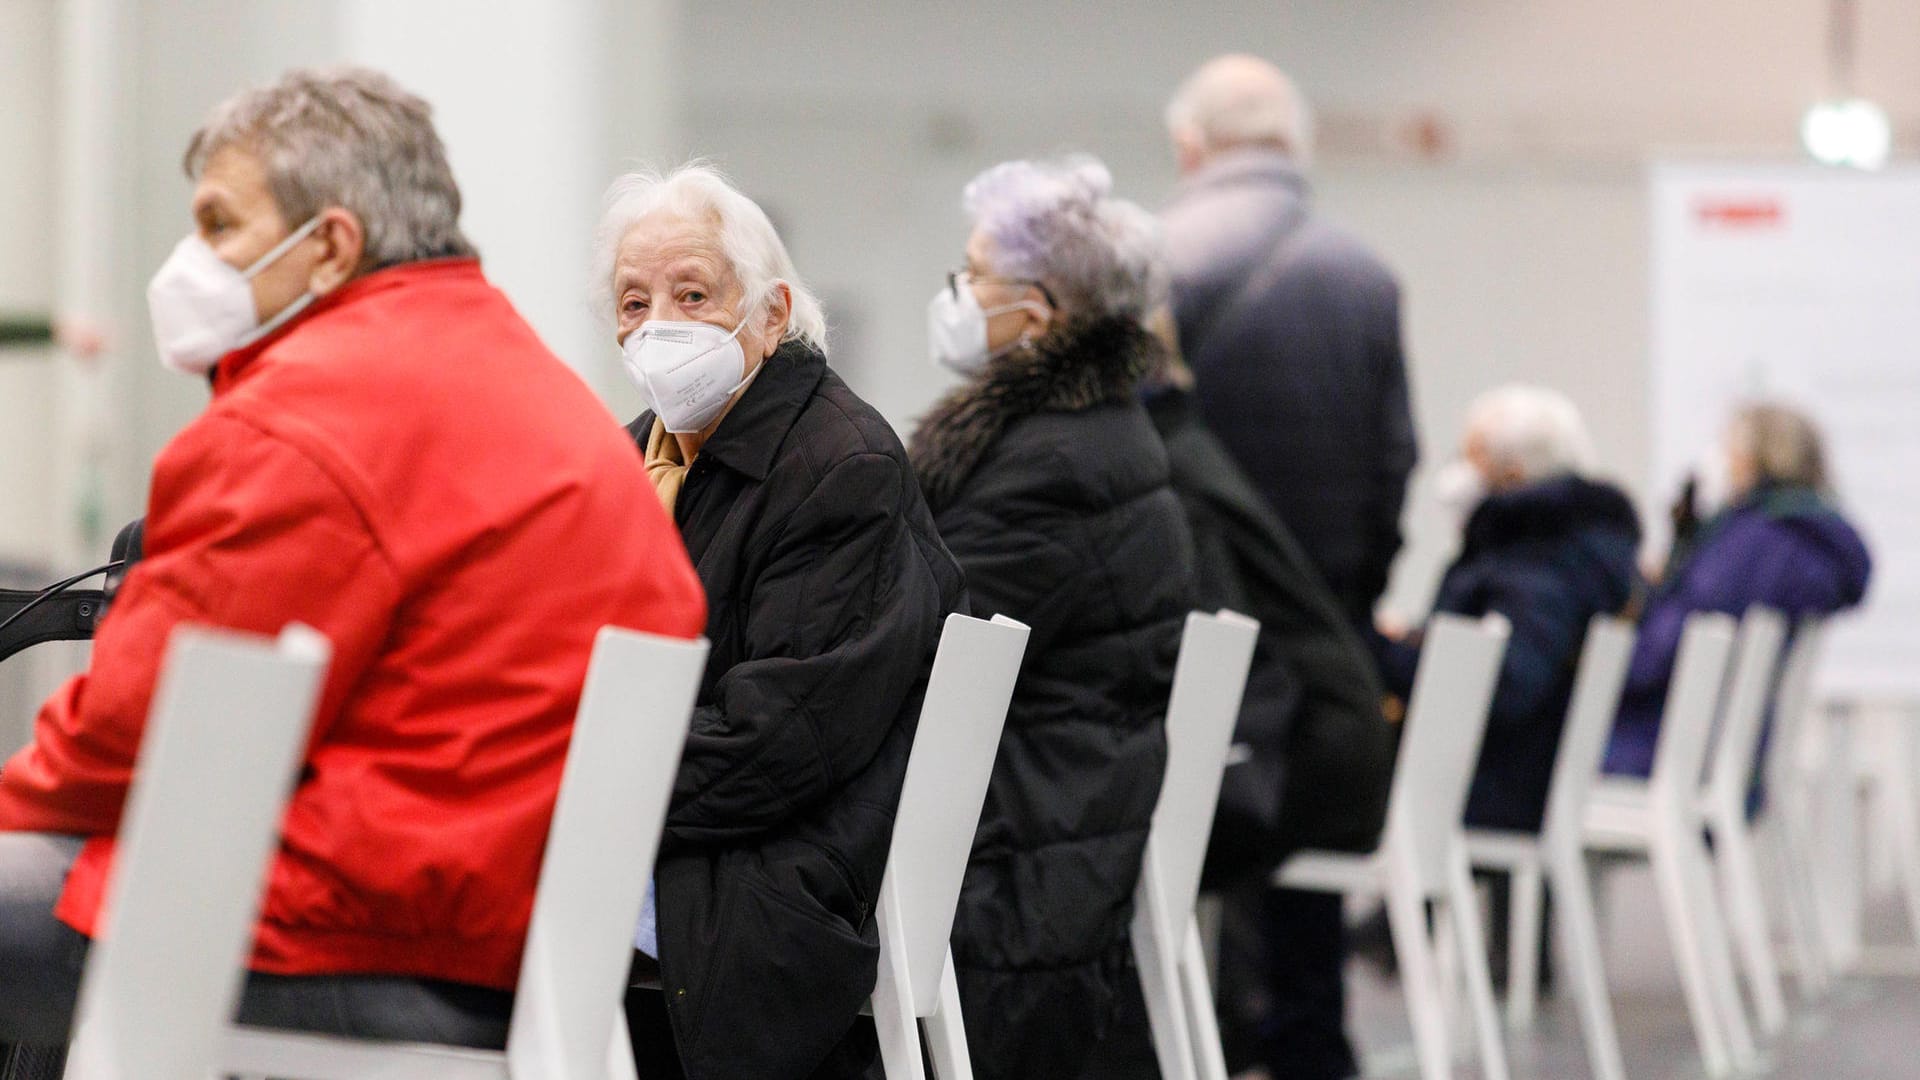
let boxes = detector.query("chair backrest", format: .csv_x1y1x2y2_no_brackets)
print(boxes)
876,613,1029,1016
1704,607,1789,812
1763,617,1828,799
1646,612,1739,804
1539,617,1638,845
505,627,710,1079
1385,613,1511,894
1146,609,1261,922
65,624,331,1080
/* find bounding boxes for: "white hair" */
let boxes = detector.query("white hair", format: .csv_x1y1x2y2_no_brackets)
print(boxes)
185,66,475,269
592,162,828,355
962,155,1164,321
1165,54,1315,165
1466,385,1596,483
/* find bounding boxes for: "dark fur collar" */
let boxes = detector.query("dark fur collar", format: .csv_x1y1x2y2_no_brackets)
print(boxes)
1462,474,1641,555
909,315,1162,512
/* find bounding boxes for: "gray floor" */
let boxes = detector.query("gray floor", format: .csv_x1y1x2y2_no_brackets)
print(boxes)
1341,864,1920,1079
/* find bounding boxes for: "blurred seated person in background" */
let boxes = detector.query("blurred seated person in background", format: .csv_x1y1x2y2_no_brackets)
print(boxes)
1082,319,1396,1079
0,66,706,1061
910,156,1196,1080
600,163,964,1080
1605,402,1871,778
1383,386,1641,832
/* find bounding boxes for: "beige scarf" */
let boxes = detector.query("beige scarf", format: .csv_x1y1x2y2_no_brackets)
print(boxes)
643,418,690,514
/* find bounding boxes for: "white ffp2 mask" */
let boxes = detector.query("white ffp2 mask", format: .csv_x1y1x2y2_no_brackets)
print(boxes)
146,215,326,376
622,317,759,434
926,279,1048,376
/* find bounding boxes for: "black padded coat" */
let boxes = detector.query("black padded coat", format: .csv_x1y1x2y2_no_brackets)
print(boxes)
628,342,966,1080
910,316,1197,1080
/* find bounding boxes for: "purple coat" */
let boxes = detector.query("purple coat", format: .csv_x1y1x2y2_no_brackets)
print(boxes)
1603,486,1872,776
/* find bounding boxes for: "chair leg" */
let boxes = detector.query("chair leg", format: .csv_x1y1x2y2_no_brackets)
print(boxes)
1178,919,1230,1080
922,953,975,1080
1132,866,1197,1080
1711,810,1788,1037
1649,827,1731,1077
1447,850,1512,1080
1768,803,1831,999
1548,843,1627,1080
869,889,927,1080
1384,871,1452,1080
1506,861,1544,1031
1880,727,1920,952
1678,824,1760,1068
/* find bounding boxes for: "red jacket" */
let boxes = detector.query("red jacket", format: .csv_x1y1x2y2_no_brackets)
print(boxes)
0,259,705,989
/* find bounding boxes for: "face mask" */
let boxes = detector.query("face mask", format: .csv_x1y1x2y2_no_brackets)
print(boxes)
926,278,1048,375
147,215,326,375
622,317,759,434
1433,459,1488,525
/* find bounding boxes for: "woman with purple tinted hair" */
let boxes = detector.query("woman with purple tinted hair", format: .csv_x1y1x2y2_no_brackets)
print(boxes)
910,157,1198,1079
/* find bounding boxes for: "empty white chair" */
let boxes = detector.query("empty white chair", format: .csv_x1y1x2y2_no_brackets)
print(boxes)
1755,618,1831,999
1130,610,1261,1080
65,624,332,1080
1275,614,1513,1080
1583,613,1753,1077
222,626,710,1080
868,613,1030,1080
1701,608,1790,1039
1465,617,1635,1080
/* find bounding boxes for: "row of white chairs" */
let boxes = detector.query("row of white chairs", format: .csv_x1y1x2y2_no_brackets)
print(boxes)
52,606,1269,1080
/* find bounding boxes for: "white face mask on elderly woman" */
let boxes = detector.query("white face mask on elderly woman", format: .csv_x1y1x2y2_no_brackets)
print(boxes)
622,316,760,434
926,274,1049,376
146,215,326,375
1433,458,1489,525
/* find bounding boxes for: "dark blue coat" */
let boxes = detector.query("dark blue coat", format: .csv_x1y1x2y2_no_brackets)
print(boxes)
1604,485,1871,777
1384,475,1641,831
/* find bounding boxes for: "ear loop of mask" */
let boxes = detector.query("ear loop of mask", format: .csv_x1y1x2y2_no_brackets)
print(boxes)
981,297,1051,359
236,214,329,348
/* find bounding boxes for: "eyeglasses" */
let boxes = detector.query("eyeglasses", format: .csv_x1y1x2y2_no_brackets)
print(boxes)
947,268,1058,308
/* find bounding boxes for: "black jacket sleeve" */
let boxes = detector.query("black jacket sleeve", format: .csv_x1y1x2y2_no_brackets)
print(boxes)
1363,280,1417,605
665,452,935,844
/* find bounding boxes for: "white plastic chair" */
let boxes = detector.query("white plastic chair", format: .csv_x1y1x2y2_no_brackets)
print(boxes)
1130,610,1261,1080
1755,618,1831,999
1275,613,1514,1080
222,626,710,1080
1583,613,1754,1077
1700,608,1790,1039
868,613,1030,1080
1465,617,1635,1080
64,624,332,1080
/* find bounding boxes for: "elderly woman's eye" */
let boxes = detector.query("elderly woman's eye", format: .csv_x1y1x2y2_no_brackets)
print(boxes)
622,298,647,315
682,289,707,305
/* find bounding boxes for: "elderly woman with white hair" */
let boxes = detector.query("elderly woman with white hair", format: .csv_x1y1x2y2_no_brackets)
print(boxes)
910,156,1197,1079
596,164,964,1080
1383,385,1642,832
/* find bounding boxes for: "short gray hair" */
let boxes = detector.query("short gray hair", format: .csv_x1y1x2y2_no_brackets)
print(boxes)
962,155,1164,322
1165,54,1315,165
184,66,475,269
1728,403,1828,492
593,162,828,356
1466,385,1596,483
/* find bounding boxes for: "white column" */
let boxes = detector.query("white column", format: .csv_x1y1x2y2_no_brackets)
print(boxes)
338,0,681,397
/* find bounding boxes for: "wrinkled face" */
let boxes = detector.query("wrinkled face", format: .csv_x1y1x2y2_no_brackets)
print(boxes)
963,227,1050,355
1461,428,1524,493
613,210,787,365
191,146,332,322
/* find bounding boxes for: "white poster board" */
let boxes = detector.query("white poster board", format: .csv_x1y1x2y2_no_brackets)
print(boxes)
1651,162,1920,700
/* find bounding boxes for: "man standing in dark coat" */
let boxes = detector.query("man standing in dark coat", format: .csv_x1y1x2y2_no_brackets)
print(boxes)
1161,54,1417,1080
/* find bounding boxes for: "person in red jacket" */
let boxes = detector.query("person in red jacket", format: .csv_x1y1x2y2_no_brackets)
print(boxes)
0,67,705,1058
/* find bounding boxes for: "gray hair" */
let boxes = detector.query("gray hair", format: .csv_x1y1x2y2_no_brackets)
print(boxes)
1165,54,1315,165
1728,402,1828,492
1466,384,1596,483
962,155,1164,322
592,162,828,356
184,66,475,269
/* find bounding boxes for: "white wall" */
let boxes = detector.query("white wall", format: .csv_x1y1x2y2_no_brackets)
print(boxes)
0,0,60,566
